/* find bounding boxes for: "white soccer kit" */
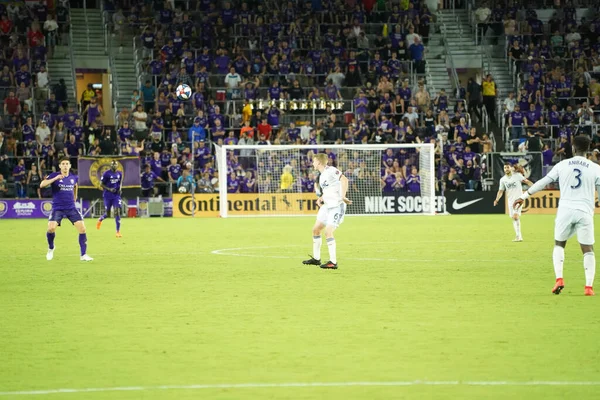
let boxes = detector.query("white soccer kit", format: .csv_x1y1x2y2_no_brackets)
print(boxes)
316,166,346,227
543,156,600,244
499,172,526,216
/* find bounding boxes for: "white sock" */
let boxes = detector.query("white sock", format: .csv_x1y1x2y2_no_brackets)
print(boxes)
584,252,595,287
326,238,337,264
313,236,322,260
553,246,564,279
512,219,521,238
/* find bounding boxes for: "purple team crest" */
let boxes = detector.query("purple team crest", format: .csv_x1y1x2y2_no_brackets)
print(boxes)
78,157,141,189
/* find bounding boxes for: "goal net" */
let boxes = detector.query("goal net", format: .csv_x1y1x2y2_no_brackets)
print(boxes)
214,144,436,217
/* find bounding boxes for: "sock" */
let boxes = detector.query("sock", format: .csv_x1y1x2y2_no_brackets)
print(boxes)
312,235,321,260
99,214,106,221
327,238,337,264
553,246,564,280
584,252,595,287
46,232,55,250
79,233,87,256
115,214,121,232
512,219,521,238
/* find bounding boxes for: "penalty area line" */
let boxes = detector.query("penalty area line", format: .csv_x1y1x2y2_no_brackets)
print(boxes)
3,381,600,396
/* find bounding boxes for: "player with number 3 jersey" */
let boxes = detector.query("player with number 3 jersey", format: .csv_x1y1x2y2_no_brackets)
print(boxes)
302,153,352,270
514,136,600,296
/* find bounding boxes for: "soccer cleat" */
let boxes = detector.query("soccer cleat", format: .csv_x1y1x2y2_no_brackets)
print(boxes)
585,286,595,296
552,278,565,295
320,261,338,270
80,254,94,262
96,219,102,230
46,247,55,261
116,232,122,238
302,255,321,266
512,237,523,242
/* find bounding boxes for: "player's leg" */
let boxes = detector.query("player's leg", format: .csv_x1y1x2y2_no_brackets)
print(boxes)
321,224,338,269
303,208,326,265
72,211,93,261
552,208,575,294
321,204,345,269
46,219,59,260
577,212,595,296
510,204,522,241
552,240,567,294
115,197,122,237
97,197,110,229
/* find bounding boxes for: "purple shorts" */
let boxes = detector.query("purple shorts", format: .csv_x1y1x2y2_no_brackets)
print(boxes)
103,196,122,211
49,208,83,226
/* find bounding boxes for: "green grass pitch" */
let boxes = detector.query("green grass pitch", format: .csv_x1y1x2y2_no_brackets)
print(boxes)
1,215,600,399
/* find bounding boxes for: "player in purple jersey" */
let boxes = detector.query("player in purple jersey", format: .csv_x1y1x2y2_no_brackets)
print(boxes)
96,161,123,238
40,157,93,262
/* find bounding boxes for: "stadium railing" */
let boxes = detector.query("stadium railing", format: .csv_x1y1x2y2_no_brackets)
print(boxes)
101,2,120,127
82,0,91,51
503,122,600,150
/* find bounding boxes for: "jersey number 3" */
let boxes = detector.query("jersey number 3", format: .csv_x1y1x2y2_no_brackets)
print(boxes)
571,168,582,189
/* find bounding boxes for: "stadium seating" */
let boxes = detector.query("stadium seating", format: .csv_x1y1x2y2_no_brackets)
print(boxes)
2,0,598,199
0,0,72,198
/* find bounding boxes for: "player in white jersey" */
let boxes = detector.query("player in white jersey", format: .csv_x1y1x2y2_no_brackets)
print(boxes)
514,136,599,296
493,163,533,241
302,153,352,269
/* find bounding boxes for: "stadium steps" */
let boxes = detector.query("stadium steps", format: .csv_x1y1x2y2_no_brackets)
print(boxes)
47,48,76,111
70,9,107,64
108,30,137,113
437,10,481,58
424,16,456,110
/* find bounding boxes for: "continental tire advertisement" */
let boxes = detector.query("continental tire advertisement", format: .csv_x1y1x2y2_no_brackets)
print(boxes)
513,190,600,215
173,193,319,217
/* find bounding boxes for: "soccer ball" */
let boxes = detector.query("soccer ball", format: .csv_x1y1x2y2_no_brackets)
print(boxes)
185,162,193,170
178,185,187,193
176,84,192,101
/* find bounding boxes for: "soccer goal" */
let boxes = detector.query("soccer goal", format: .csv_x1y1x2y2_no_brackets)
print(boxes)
214,143,436,217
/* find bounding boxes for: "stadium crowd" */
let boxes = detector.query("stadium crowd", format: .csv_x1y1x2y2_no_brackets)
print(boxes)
3,0,599,199
475,0,600,161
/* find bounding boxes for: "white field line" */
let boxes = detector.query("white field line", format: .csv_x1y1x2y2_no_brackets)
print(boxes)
3,240,537,261
210,246,524,263
2,381,600,396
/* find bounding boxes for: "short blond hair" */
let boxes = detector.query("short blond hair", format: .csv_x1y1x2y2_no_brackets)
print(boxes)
314,153,328,166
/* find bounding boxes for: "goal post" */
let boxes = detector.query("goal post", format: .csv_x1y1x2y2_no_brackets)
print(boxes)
214,143,437,217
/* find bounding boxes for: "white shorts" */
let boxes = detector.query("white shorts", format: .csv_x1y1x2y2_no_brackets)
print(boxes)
554,207,595,245
508,198,522,217
316,203,346,228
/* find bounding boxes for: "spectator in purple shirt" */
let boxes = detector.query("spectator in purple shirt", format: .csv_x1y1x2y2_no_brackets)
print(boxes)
214,49,230,75
406,167,421,193
509,105,524,140
12,159,26,198
324,80,341,100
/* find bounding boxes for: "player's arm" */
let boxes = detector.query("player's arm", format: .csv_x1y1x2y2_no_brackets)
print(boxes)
493,179,504,206
493,190,504,206
340,174,352,205
100,173,115,192
514,168,559,208
522,178,534,187
100,183,115,192
40,173,62,188
73,183,78,201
